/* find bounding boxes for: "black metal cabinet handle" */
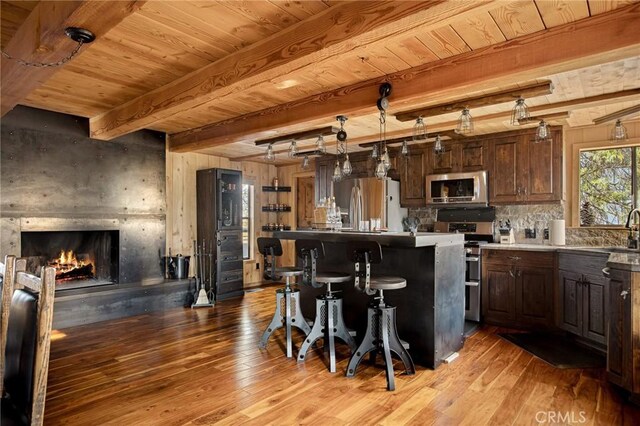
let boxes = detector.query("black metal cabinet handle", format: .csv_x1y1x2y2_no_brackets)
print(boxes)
508,256,521,261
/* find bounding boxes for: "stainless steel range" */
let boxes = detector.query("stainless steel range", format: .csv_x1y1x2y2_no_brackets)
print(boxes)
434,207,495,322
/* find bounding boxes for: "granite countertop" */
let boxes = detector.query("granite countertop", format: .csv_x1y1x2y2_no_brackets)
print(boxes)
607,252,640,272
273,230,464,248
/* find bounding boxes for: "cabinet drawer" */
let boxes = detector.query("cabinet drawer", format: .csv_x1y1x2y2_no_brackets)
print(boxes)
218,278,243,296
483,250,554,267
220,270,243,283
218,232,242,253
558,252,609,277
219,253,242,263
219,259,243,273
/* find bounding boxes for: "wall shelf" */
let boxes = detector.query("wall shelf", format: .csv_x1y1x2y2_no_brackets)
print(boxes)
262,206,291,212
262,225,291,231
262,186,291,192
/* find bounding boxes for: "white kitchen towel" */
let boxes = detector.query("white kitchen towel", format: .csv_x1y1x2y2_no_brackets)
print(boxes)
550,219,566,246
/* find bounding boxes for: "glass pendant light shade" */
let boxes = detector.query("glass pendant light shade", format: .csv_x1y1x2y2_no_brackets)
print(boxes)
301,155,310,170
264,144,275,162
412,116,427,141
332,159,342,182
433,134,445,154
371,144,378,159
374,160,387,180
611,119,628,141
382,149,391,171
401,140,409,156
316,135,326,153
535,120,551,143
342,154,352,176
456,108,474,134
510,97,530,125
288,140,298,158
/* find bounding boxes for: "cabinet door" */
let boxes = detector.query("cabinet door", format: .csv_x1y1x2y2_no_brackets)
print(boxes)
489,138,524,203
432,148,457,174
460,141,485,172
558,269,583,335
607,269,632,389
314,157,333,204
482,263,516,324
524,130,562,202
582,273,607,345
400,150,426,207
516,266,554,327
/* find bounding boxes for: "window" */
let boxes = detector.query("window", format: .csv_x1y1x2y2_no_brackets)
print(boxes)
579,146,638,226
241,183,254,259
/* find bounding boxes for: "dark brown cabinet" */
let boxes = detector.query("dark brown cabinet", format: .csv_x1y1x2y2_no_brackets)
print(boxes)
315,156,333,204
557,252,608,346
482,249,555,328
399,149,426,207
488,128,562,204
429,140,486,174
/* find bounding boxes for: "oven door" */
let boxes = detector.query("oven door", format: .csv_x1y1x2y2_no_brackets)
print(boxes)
465,254,481,322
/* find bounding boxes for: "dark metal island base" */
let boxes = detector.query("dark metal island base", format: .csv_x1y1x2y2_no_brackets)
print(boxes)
273,230,465,369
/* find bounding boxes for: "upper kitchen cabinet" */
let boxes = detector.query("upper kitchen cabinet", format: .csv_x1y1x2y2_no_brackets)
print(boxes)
399,148,427,207
315,156,334,204
488,127,563,204
430,140,486,174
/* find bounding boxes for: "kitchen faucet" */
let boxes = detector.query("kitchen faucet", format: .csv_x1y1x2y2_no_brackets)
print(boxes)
625,208,640,249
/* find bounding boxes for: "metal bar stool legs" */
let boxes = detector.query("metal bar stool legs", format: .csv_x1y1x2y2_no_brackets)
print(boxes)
297,288,357,372
346,292,415,391
259,276,311,358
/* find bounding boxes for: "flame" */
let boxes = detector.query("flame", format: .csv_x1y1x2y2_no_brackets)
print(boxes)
49,249,95,279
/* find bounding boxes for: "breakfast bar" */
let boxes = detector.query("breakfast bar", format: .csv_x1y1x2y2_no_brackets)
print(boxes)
274,230,465,368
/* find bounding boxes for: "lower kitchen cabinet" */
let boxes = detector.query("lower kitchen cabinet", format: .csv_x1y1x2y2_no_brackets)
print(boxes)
481,250,555,328
557,252,609,346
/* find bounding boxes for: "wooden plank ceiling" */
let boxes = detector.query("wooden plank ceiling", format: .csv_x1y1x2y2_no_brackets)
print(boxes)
1,0,639,164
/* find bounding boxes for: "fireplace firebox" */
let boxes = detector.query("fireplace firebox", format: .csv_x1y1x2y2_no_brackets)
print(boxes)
21,230,119,289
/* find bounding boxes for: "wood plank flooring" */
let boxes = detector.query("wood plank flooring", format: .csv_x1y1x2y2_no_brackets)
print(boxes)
45,285,640,425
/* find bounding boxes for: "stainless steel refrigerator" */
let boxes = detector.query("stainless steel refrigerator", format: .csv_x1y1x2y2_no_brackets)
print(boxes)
333,178,407,231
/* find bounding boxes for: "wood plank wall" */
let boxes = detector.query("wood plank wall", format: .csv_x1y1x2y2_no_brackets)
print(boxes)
165,150,277,286
565,119,640,227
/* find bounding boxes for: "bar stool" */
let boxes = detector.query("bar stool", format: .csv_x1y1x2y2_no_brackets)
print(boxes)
257,237,311,358
345,241,415,391
295,239,357,373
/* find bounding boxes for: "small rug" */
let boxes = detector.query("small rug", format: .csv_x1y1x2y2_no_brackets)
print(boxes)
499,333,605,369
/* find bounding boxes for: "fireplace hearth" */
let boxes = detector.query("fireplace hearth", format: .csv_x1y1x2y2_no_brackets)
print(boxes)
21,230,119,290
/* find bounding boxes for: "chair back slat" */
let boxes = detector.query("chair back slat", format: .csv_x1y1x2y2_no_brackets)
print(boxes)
1,256,26,396
257,238,282,281
347,241,382,295
296,239,325,288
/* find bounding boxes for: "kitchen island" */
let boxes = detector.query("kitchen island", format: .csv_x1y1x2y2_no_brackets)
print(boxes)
273,230,465,368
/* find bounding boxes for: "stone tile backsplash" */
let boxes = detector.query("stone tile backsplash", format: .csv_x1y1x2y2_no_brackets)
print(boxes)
408,203,628,247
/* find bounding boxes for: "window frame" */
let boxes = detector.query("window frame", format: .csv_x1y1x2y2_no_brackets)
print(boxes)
241,182,255,260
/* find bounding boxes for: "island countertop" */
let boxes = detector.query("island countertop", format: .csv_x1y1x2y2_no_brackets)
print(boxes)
273,230,464,248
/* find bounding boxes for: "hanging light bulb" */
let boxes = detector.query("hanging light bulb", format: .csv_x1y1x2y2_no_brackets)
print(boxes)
433,134,445,154
288,140,298,158
401,140,409,156
264,144,275,162
413,117,427,141
456,108,474,134
332,159,342,182
535,120,551,143
511,97,530,125
611,119,628,141
342,153,352,176
301,155,310,170
382,148,391,171
315,135,326,153
374,160,387,180
371,144,378,159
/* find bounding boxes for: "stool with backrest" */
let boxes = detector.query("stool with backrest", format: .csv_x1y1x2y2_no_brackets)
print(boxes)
345,241,415,391
2,265,56,426
0,255,26,398
258,237,311,358
295,239,357,372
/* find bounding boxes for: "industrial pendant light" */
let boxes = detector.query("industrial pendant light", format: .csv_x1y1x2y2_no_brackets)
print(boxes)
316,135,327,153
375,83,392,180
511,97,530,125
371,144,378,159
301,155,310,170
332,159,342,182
456,108,474,134
288,140,298,158
336,115,352,177
611,119,629,141
535,120,552,143
264,144,275,162
433,134,445,154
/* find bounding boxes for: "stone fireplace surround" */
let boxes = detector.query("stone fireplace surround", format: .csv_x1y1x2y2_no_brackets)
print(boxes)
1,106,189,328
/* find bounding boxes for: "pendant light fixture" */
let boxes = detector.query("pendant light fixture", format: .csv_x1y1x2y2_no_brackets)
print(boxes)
375,83,392,180
433,134,445,154
611,119,629,141
456,108,474,134
371,144,378,159
535,120,552,143
288,140,298,158
332,158,342,182
301,155,310,170
336,115,352,177
264,144,275,162
511,97,530,125
316,135,327,153
410,116,428,156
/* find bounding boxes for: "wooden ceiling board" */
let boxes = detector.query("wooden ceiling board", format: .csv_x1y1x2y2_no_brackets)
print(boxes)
416,26,472,59
587,0,638,15
489,0,547,39
390,36,440,67
0,0,37,48
268,0,331,20
219,0,302,34
535,0,590,27
357,45,412,74
449,12,507,49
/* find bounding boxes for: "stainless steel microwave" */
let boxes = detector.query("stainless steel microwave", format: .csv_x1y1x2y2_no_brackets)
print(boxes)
425,171,488,206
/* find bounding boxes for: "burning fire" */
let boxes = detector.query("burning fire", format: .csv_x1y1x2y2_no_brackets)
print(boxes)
49,250,95,280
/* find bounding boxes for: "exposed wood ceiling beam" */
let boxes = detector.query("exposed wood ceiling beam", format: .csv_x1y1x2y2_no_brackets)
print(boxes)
518,111,571,124
592,104,640,125
170,3,640,153
394,81,553,122
255,126,338,146
358,130,461,148
89,0,498,140
0,1,144,116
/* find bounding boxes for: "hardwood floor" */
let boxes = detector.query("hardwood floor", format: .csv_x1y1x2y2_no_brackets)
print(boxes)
45,285,640,425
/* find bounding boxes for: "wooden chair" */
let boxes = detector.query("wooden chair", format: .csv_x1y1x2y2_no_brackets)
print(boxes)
1,265,56,426
1,255,26,397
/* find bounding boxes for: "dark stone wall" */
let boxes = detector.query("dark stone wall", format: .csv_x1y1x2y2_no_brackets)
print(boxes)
0,106,167,283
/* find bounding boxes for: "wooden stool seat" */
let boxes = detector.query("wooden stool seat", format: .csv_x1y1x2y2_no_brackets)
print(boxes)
370,276,406,290
316,271,351,284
